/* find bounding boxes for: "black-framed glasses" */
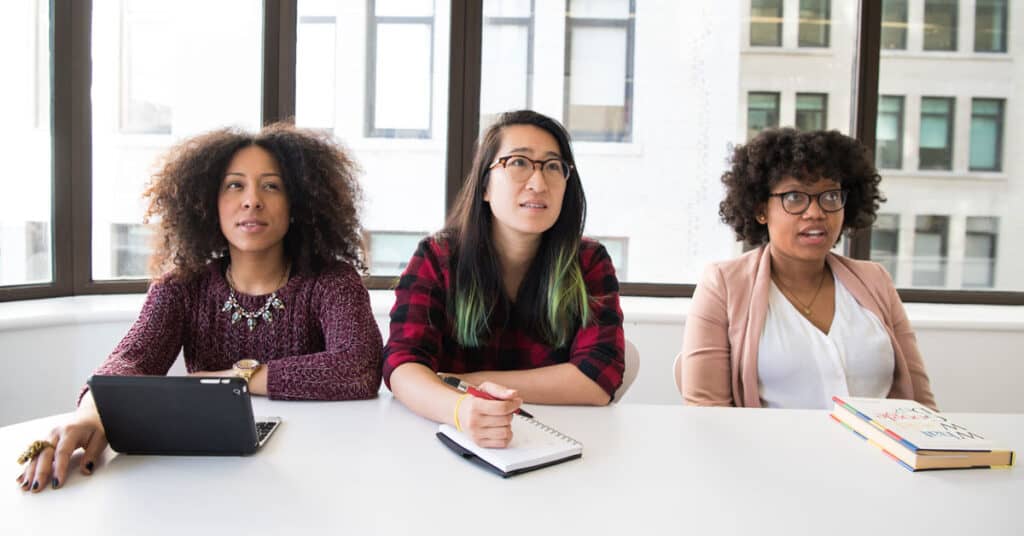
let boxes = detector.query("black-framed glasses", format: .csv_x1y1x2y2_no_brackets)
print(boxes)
768,189,848,215
489,155,573,182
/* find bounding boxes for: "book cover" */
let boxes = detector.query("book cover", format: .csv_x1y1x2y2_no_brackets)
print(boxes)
833,396,995,452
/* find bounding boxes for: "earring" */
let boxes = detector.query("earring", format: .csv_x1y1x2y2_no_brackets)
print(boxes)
757,215,766,224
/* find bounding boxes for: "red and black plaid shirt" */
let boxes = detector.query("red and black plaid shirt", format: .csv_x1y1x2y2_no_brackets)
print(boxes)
382,236,624,398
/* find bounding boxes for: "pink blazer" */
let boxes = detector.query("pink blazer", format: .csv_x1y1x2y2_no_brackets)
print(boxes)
678,245,937,410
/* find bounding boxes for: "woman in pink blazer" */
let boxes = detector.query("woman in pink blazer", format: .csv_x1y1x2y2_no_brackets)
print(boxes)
678,128,936,410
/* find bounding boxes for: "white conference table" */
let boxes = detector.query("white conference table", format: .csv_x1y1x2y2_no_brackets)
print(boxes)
2,396,1021,535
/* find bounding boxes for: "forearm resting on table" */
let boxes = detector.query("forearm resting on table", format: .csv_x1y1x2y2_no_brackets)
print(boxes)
457,363,610,406
389,363,465,425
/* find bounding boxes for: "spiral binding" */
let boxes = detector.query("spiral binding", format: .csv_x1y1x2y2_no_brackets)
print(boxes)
516,414,583,447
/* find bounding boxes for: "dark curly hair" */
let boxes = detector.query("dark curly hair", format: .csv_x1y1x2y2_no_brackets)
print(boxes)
143,122,366,279
719,128,885,246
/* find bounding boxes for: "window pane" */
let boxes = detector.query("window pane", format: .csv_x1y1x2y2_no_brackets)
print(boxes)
881,0,907,49
480,20,531,129
0,0,51,286
750,0,782,46
798,0,830,47
871,214,900,279
91,0,262,281
296,0,449,275
484,0,531,18
566,10,633,142
875,95,903,169
747,92,780,140
795,93,827,131
478,3,857,284
924,0,958,51
963,216,998,287
975,0,1007,52
919,97,953,170
569,0,630,19
969,98,1003,171
912,215,949,287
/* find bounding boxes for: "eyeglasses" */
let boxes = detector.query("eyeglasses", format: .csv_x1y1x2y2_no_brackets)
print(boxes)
489,155,573,183
768,189,848,215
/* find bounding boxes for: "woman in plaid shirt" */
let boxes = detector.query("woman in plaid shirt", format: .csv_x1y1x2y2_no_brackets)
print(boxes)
384,110,625,448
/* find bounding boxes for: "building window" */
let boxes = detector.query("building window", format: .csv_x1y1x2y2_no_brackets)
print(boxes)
750,0,782,47
871,214,900,280
564,0,635,142
795,93,827,131
923,0,958,51
747,92,780,140
912,215,949,287
366,0,435,139
798,0,830,48
975,0,1008,53
881,0,907,49
876,95,904,169
366,231,429,276
969,98,1004,171
963,217,998,288
296,13,337,131
120,2,173,134
480,0,533,130
590,236,629,280
110,223,154,279
919,97,954,170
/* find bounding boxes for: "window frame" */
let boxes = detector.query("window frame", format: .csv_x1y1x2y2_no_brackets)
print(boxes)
923,0,959,51
798,0,831,48
747,91,781,140
3,0,1021,306
795,92,828,131
875,94,904,169
481,0,535,117
968,97,1004,172
974,0,1008,53
918,96,955,171
750,0,784,47
880,0,907,50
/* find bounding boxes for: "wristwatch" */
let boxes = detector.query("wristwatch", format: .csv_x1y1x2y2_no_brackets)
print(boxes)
233,359,261,383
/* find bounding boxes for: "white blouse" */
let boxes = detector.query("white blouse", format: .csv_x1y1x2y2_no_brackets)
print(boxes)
757,274,895,409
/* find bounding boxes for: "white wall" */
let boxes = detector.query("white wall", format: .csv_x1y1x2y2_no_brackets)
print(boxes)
1,293,1022,427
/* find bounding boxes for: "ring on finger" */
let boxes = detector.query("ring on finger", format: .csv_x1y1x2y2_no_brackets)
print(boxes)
17,440,56,465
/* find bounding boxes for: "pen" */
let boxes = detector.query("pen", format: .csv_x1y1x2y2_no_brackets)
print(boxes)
440,376,534,419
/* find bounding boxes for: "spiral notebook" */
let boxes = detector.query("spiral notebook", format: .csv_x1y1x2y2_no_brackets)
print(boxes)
437,413,583,477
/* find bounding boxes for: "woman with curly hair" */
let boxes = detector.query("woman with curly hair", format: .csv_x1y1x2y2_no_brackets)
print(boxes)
677,128,936,410
17,123,382,493
384,110,624,448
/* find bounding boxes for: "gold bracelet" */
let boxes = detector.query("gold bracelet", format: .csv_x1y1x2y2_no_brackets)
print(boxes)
453,394,470,432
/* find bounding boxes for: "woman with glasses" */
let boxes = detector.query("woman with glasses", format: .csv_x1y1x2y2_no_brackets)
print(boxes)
677,128,936,410
383,110,624,448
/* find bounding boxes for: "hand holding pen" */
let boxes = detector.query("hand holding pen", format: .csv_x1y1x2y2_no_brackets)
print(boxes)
441,376,535,419
441,376,527,448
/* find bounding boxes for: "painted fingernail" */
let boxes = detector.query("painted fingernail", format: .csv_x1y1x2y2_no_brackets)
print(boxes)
16,474,23,483
85,461,94,472
32,481,39,490
52,478,59,489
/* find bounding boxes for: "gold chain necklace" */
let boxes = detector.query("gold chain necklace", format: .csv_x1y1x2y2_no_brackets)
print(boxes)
222,264,289,331
773,269,827,316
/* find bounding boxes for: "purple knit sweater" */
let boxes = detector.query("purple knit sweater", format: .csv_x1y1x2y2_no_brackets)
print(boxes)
83,262,383,402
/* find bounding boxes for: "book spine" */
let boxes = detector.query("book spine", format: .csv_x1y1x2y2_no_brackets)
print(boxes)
830,413,915,472
831,396,920,453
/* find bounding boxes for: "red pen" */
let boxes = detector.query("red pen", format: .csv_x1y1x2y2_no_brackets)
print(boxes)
441,376,534,419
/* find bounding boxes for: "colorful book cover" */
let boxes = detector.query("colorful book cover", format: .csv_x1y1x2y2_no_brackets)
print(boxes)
832,396,996,452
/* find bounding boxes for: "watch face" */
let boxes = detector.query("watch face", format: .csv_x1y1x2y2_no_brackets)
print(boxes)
236,359,259,371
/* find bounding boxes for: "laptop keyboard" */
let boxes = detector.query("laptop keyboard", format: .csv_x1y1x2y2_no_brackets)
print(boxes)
256,421,278,443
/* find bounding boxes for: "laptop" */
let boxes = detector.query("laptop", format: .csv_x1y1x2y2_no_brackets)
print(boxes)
88,375,281,456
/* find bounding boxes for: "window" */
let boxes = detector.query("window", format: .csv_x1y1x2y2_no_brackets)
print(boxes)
969,98,1004,171
110,224,154,279
875,95,904,169
963,217,998,288
795,93,827,131
748,92,780,140
564,0,635,142
590,236,628,280
297,0,449,276
913,215,949,287
91,0,263,281
366,231,430,276
0,0,52,287
367,0,436,138
923,0,958,51
871,214,900,280
480,0,533,130
798,0,830,48
919,97,954,170
750,0,782,47
881,0,907,50
975,0,1008,53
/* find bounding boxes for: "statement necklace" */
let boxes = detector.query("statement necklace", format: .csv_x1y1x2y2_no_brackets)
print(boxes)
773,269,827,316
222,264,288,331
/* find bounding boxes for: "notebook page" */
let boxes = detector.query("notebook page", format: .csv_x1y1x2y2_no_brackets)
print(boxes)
439,414,582,472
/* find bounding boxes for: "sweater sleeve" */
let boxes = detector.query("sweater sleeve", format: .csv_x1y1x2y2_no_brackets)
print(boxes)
381,238,448,389
568,243,624,400
265,265,384,401
79,277,187,405
879,264,938,410
680,263,735,406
